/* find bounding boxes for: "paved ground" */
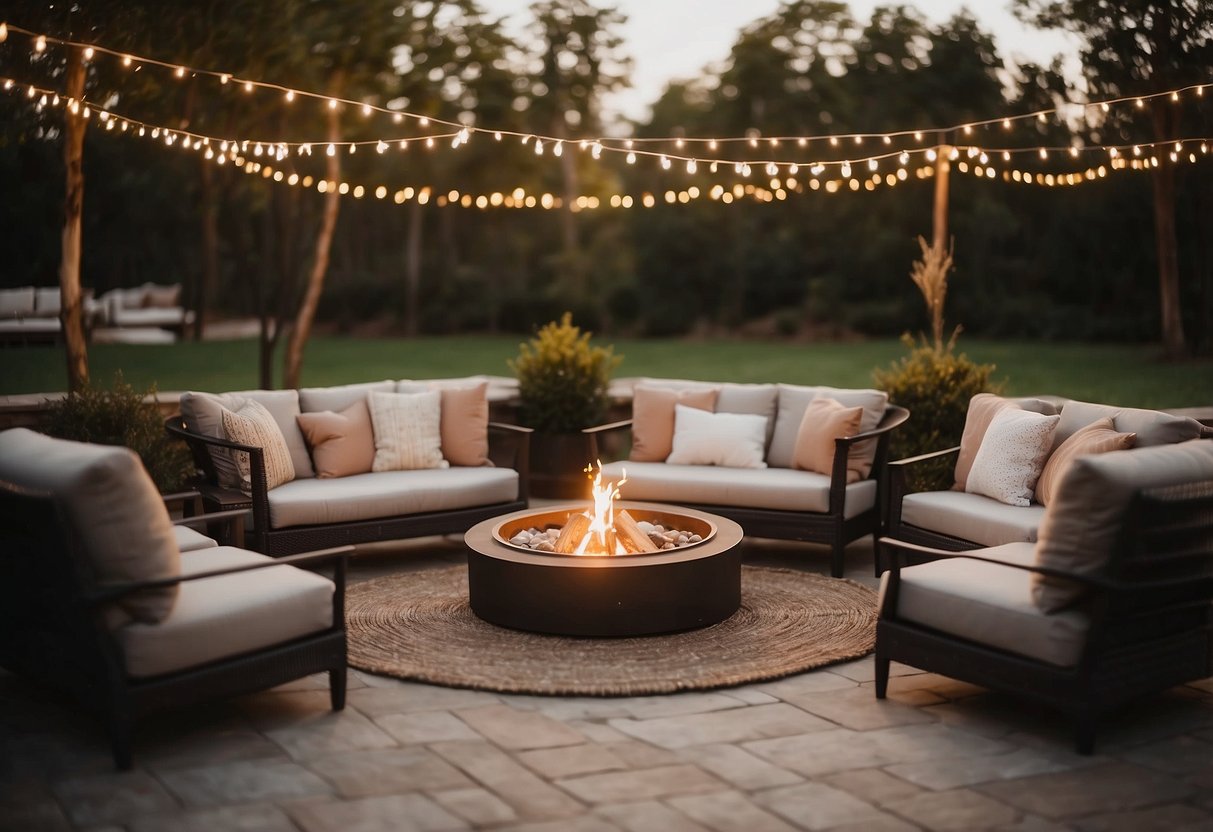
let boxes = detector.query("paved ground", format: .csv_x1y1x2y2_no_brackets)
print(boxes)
2,536,1210,832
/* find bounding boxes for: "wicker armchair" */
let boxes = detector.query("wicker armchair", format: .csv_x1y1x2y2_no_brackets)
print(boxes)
0,430,351,770
877,468,1213,754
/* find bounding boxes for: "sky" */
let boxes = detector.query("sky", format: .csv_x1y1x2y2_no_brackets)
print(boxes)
478,0,1082,123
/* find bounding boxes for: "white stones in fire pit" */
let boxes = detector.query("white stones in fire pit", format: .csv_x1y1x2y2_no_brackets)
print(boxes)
507,519,702,553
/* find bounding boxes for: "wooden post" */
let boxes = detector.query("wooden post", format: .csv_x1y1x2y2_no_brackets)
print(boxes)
60,47,90,392
932,144,951,254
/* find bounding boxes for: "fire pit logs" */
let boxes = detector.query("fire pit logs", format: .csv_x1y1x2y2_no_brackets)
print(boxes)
509,512,705,554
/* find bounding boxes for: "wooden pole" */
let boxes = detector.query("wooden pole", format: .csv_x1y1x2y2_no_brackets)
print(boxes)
932,144,951,253
60,47,90,392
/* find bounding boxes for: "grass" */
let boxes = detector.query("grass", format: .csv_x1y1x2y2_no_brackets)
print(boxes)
2,336,1210,409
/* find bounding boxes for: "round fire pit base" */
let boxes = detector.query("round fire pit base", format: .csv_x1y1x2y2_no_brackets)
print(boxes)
465,503,744,637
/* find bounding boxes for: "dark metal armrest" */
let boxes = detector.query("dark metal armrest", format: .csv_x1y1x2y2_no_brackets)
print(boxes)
86,545,354,604
172,507,250,547
488,421,532,503
889,446,961,468
165,416,268,524
834,405,911,448
879,537,1118,588
583,419,633,460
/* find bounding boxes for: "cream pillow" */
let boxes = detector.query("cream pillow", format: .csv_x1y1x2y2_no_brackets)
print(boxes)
368,390,448,472
791,397,866,482
665,404,767,469
1033,416,1136,506
221,399,296,491
965,408,1060,507
954,394,1059,491
630,385,719,462
296,400,376,479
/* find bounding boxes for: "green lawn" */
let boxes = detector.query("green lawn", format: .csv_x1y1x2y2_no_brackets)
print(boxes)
2,336,1210,409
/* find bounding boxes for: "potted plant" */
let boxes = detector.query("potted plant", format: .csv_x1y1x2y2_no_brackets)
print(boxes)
509,313,621,498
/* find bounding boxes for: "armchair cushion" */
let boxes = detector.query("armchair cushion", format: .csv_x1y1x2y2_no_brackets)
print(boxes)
1033,439,1213,612
266,467,519,529
792,397,865,481
172,525,218,552
221,399,296,490
0,429,179,625
965,408,1059,507
1034,417,1136,507
1052,399,1207,450
118,547,334,678
769,384,888,470
368,390,448,472
629,385,719,462
954,394,1060,491
600,460,877,518
180,390,315,487
901,490,1045,547
666,405,768,468
299,380,394,413
879,542,1089,667
296,400,376,479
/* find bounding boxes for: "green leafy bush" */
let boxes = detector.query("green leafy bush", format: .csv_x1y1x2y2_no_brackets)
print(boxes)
41,374,193,494
509,312,621,433
872,334,1001,492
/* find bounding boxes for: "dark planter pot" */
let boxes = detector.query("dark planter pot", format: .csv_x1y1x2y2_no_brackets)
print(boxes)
528,431,594,500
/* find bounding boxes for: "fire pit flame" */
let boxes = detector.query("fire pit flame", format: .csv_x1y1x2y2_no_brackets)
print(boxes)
573,461,626,556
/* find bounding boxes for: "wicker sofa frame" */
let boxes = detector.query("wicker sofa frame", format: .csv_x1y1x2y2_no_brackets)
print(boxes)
166,415,531,556
586,405,909,578
0,480,351,770
877,480,1213,754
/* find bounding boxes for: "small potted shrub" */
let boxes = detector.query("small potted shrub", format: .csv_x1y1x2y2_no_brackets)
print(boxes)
509,313,621,498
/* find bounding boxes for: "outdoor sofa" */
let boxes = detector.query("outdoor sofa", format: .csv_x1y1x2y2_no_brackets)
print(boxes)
167,378,530,556
0,428,351,769
877,438,1213,753
883,394,1213,572
587,379,909,577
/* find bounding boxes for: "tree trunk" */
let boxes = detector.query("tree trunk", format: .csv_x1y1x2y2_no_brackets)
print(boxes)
195,159,220,341
283,74,344,389
59,48,89,391
405,199,423,336
1149,100,1187,359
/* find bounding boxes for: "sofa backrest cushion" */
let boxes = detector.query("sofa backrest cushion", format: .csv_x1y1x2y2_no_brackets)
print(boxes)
0,428,180,625
1052,399,1207,451
1034,416,1136,507
299,380,394,413
297,400,377,478
368,390,449,472
635,379,778,447
0,286,35,318
768,384,888,471
1033,439,1213,612
666,404,769,468
954,394,1060,491
33,287,60,316
629,385,719,462
181,389,315,487
221,399,296,490
791,397,866,481
439,382,492,467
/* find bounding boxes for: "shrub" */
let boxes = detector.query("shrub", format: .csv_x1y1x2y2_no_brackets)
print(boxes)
41,374,194,493
509,312,621,433
872,334,1001,492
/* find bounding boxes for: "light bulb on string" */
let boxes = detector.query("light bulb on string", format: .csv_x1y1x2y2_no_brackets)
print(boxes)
0,23,7,43
285,90,294,103
35,35,46,52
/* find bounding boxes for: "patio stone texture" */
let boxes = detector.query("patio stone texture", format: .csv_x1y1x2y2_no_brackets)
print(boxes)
1,537,1210,831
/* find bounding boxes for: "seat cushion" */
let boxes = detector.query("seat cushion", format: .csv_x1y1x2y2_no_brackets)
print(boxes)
900,490,1045,546
600,461,877,518
1052,399,1207,450
879,542,1089,667
1033,439,1213,612
173,525,217,552
266,467,519,529
119,547,334,678
0,429,180,625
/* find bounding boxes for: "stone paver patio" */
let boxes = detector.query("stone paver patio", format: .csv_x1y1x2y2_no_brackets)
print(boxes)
2,536,1210,832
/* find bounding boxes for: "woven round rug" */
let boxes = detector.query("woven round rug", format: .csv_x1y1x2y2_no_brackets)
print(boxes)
346,564,877,696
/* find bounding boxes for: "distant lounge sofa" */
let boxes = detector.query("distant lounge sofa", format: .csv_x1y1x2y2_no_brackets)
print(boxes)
99,283,194,336
587,378,909,577
0,286,102,345
167,378,530,556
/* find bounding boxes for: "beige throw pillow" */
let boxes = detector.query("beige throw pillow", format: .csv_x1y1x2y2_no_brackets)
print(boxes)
296,400,376,479
954,394,1059,490
1034,416,1136,506
965,408,1060,507
791,397,866,482
368,390,448,472
222,399,296,491
439,382,492,467
630,385,719,462
666,404,768,468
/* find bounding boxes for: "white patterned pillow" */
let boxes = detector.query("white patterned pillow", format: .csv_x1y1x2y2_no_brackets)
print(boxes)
368,390,449,472
665,404,768,469
221,399,296,491
965,407,1060,507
